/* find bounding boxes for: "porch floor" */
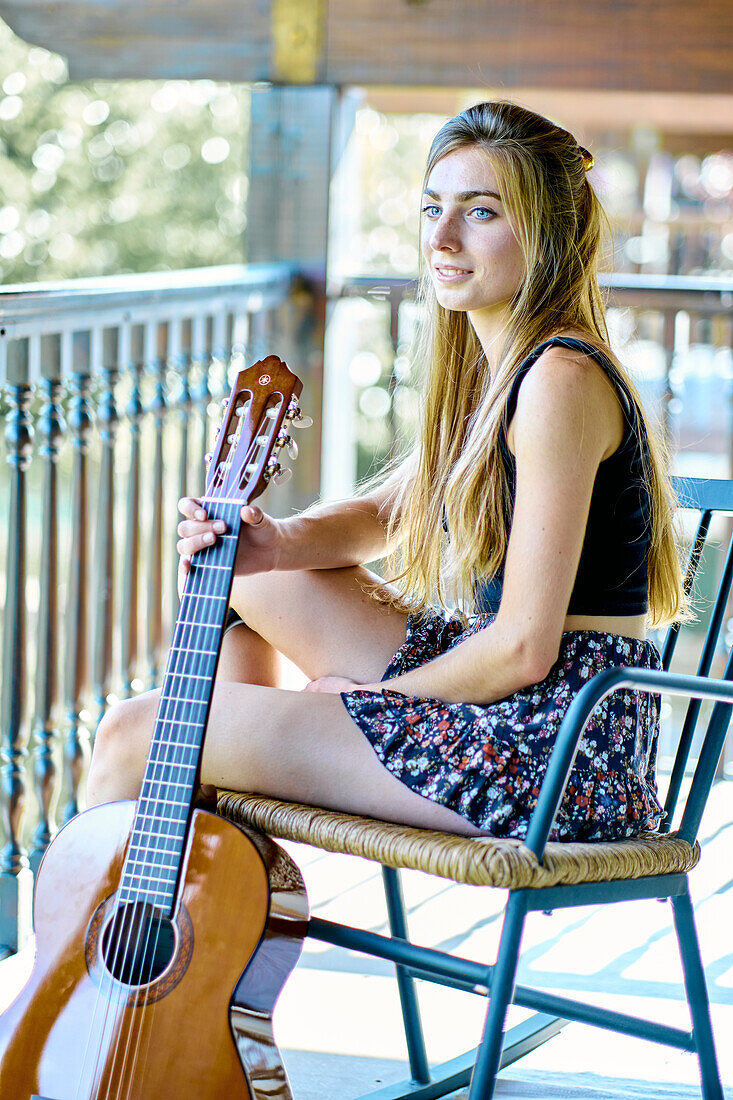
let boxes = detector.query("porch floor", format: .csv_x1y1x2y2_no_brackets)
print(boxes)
275,778,733,1099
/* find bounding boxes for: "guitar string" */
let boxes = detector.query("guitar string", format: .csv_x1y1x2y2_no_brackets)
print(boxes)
79,463,239,1099
122,442,256,1095
118,495,239,1098
81,545,223,1100
111,486,238,1098
120,437,251,1094
113,404,268,1095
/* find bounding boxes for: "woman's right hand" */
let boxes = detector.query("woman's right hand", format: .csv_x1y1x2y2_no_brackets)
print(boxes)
176,497,283,595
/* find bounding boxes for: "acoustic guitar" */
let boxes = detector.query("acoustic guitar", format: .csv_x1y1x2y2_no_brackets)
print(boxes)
0,356,310,1099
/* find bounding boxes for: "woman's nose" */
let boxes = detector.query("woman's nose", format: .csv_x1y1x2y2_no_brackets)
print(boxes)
428,214,459,252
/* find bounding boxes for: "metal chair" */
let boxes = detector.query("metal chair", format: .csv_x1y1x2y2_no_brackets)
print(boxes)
218,475,733,1099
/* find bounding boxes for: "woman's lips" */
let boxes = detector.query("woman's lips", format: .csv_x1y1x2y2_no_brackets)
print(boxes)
434,266,472,283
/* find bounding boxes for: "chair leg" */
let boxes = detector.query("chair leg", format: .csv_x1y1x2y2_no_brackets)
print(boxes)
671,890,724,1100
468,891,529,1100
381,865,431,1085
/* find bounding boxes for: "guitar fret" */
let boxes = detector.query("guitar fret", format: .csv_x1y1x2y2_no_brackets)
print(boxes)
127,840,181,858
118,887,172,905
142,778,192,791
163,671,213,682
180,591,228,602
149,733,202,747
153,717,204,731
201,496,245,507
144,758,197,771
132,824,189,840
127,844,180,862
122,864,178,884
134,809,187,825
134,820,186,834
172,618,223,628
168,643,219,658
138,796,191,809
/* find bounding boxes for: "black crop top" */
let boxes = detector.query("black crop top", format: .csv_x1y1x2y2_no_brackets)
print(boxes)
473,337,651,617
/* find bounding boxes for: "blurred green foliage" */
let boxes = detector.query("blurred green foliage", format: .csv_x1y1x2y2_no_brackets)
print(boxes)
0,18,250,285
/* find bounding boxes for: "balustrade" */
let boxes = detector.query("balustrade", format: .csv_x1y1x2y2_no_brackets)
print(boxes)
0,262,299,953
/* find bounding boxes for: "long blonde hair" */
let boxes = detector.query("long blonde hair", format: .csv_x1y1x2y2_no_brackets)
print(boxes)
379,100,686,628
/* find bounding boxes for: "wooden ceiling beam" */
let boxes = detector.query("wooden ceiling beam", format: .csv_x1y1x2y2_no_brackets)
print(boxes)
0,0,731,93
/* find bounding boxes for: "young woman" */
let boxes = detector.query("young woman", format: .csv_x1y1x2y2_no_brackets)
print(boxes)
87,100,686,842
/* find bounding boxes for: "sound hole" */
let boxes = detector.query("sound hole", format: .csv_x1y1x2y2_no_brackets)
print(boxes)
100,901,177,986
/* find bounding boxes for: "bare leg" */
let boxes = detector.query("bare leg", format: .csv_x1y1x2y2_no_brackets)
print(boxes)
87,682,483,837
223,565,409,685
87,565,481,834
216,618,282,686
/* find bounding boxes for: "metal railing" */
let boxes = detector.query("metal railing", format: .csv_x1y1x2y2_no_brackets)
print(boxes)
0,262,306,953
327,272,733,487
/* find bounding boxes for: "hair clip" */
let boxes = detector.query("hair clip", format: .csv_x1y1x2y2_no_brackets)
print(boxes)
578,145,594,172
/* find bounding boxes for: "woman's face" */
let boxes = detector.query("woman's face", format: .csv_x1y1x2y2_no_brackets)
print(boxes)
421,145,526,323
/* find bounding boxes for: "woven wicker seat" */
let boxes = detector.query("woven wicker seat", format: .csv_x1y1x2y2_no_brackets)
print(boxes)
217,791,701,891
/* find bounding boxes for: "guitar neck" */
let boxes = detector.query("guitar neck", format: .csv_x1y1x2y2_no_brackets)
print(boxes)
120,496,244,913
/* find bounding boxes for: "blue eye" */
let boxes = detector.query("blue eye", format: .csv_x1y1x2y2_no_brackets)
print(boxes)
421,205,441,217
472,207,495,219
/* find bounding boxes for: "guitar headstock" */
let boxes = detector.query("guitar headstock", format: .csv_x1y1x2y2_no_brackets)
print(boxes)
205,355,306,505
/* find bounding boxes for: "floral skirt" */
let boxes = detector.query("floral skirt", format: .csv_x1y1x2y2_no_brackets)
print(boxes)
340,610,664,842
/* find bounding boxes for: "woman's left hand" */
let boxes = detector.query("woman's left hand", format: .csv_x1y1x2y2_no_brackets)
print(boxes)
304,676,364,694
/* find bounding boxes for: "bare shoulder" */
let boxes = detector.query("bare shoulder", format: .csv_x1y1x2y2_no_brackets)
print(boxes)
509,340,625,460
518,341,618,403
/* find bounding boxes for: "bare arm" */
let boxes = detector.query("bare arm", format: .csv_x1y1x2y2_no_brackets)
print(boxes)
274,455,410,570
334,350,621,704
176,453,413,581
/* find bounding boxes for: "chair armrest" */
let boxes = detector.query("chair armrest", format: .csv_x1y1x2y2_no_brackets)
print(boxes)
524,665,733,862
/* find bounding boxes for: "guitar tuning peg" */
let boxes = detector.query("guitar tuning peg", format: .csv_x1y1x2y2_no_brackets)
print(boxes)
273,466,292,485
204,452,213,464
276,427,298,460
220,397,229,408
291,413,313,429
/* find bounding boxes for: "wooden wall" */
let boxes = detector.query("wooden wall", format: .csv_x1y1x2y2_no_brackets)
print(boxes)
0,0,731,93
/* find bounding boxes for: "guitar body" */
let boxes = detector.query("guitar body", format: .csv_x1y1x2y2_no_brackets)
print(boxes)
0,801,308,1099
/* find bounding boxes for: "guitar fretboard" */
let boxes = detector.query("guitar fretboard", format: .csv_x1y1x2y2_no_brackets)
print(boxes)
118,497,243,912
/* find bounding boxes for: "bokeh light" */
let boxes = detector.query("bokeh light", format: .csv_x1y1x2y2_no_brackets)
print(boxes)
0,17,249,284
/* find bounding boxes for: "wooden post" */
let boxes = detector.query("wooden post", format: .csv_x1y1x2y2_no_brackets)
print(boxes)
247,84,353,511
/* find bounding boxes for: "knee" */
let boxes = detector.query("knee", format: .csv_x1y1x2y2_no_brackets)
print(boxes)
87,694,155,807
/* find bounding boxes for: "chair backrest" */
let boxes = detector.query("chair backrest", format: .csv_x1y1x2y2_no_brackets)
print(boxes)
659,476,733,841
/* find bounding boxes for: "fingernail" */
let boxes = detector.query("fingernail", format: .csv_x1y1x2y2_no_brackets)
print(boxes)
203,532,215,544
196,509,206,520
213,521,226,533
